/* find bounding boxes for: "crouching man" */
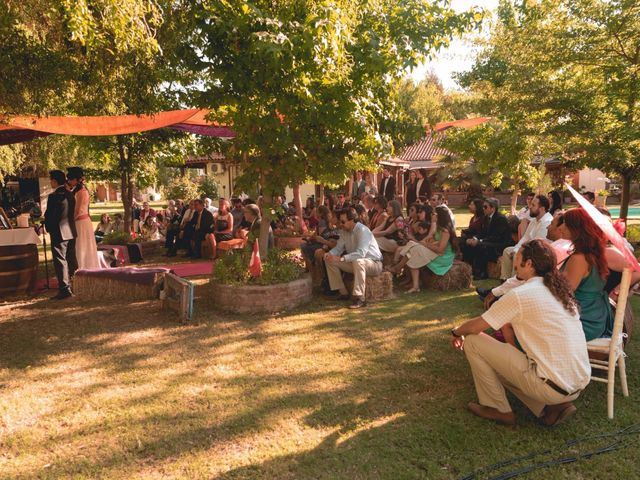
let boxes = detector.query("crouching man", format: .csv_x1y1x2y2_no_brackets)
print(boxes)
324,208,383,309
450,239,590,426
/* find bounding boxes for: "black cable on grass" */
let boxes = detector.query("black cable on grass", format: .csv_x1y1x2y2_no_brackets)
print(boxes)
460,424,640,480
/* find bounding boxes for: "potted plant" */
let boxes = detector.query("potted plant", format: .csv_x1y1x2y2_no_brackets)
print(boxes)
596,189,609,207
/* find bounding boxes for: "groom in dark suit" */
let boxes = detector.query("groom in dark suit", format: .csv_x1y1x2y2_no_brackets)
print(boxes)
44,170,78,299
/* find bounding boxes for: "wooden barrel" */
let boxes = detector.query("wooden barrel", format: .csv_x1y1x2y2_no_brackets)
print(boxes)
0,244,38,296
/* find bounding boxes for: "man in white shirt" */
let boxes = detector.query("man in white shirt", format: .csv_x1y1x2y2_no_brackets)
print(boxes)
450,239,591,426
325,208,383,309
204,197,218,215
500,194,553,280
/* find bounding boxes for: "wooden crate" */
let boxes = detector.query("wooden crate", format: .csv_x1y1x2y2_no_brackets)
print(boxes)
160,273,194,322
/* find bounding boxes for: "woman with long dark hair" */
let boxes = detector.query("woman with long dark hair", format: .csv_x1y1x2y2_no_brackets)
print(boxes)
558,208,613,340
373,200,404,253
548,190,563,216
460,198,485,248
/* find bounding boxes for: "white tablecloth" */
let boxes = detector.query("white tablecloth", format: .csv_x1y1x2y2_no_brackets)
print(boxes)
0,228,42,247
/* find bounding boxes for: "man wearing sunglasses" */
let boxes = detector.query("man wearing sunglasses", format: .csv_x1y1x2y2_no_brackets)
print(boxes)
463,197,512,280
324,208,383,309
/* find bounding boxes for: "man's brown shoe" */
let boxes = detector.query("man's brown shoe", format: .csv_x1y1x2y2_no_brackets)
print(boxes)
541,402,576,427
467,402,516,426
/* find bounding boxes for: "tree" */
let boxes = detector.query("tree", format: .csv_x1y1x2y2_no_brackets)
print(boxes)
457,0,640,221
186,0,482,255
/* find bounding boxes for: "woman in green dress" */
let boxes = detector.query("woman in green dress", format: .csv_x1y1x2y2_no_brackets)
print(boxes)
558,208,613,341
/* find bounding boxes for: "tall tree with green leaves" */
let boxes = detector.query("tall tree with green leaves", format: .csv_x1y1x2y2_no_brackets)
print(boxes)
457,0,640,221
186,0,482,254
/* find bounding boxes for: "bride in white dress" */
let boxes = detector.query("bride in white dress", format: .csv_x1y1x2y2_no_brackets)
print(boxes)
67,167,99,270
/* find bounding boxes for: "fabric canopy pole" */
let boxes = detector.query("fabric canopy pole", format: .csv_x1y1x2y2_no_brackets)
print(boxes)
0,109,235,145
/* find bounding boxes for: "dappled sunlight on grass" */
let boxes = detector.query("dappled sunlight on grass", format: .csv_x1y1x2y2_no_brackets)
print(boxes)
0,293,639,478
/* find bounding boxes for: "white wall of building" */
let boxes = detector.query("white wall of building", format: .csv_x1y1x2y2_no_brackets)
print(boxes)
578,168,609,193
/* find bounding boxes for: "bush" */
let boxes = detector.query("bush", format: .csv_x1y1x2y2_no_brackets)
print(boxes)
199,175,220,200
166,175,201,202
214,248,305,286
627,224,640,244
102,231,133,245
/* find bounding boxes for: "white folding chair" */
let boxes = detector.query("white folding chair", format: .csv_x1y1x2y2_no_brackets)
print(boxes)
587,268,631,419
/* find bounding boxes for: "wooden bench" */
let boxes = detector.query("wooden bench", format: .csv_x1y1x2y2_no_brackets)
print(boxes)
419,260,473,291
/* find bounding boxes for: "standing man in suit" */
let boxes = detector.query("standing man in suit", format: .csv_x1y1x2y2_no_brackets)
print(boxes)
379,167,396,201
44,170,77,299
415,168,432,203
351,171,366,201
463,197,513,280
186,199,214,259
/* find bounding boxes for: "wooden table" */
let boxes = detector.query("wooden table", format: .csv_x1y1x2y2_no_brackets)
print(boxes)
0,228,40,296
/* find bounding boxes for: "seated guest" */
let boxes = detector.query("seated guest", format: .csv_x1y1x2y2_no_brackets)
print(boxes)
111,213,125,234
186,199,214,258
429,194,455,228
95,213,112,242
230,198,245,234
369,196,388,230
324,208,383,309
141,215,161,241
303,197,318,229
507,215,521,243
165,199,195,256
208,198,234,258
165,199,178,220
558,208,613,341
451,239,590,426
515,192,535,238
354,204,369,227
301,206,339,271
583,191,596,204
239,203,274,248
156,212,168,239
204,197,218,215
462,197,512,280
548,190,563,216
323,194,335,213
460,198,485,248
372,200,404,253
138,202,156,233
388,206,456,293
335,192,348,211
500,195,553,280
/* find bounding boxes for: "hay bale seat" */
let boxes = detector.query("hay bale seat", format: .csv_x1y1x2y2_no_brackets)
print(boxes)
73,267,170,301
343,271,394,302
139,240,163,257
487,256,503,280
274,236,305,250
382,251,395,267
218,238,247,255
419,260,472,291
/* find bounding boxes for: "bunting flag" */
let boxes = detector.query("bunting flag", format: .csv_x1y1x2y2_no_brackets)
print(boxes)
565,183,640,272
249,239,262,278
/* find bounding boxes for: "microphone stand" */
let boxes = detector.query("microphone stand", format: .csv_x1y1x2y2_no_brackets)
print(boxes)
39,223,50,290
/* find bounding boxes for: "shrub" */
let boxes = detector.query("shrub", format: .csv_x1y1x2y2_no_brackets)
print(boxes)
166,175,201,202
102,231,133,245
199,175,220,200
214,248,305,286
627,224,640,244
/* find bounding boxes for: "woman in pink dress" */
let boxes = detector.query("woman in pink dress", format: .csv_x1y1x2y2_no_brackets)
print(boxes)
67,167,99,269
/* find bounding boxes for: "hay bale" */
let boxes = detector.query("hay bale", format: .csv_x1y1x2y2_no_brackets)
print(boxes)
382,251,395,267
73,268,166,301
487,257,502,280
420,260,472,291
344,271,394,302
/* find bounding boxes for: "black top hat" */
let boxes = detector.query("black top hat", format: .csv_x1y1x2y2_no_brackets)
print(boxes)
66,166,84,180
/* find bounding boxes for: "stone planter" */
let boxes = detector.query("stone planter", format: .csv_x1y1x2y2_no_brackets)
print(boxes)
274,236,305,250
210,274,313,313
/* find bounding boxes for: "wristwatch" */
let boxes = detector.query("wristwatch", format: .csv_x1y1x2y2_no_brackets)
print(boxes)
451,327,462,337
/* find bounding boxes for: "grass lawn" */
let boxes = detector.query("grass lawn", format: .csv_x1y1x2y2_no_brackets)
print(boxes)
1,279,639,478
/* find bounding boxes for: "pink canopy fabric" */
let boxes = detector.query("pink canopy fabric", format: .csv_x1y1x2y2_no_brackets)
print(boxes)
566,183,640,272
0,109,235,145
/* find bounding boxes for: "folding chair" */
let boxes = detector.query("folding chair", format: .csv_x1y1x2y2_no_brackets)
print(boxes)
587,268,631,419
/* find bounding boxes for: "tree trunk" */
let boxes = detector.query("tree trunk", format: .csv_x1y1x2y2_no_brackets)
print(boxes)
620,171,632,224
259,191,272,258
117,136,133,233
510,188,520,216
292,184,306,234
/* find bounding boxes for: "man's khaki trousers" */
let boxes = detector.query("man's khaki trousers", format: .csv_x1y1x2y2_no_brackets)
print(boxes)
500,246,516,280
326,258,383,300
464,333,579,416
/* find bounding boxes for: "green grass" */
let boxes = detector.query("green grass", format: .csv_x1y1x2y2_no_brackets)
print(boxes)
1,283,639,479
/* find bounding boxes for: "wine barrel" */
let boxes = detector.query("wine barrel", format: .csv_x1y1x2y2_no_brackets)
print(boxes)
0,244,38,296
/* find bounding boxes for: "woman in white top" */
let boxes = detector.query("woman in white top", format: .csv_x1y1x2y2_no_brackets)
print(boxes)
67,167,99,269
